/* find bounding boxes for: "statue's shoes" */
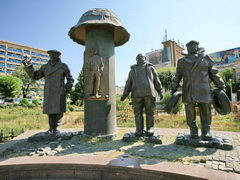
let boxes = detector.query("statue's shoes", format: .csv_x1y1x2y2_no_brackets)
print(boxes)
45,129,53,134
190,133,199,139
201,132,212,141
53,129,60,134
145,131,154,137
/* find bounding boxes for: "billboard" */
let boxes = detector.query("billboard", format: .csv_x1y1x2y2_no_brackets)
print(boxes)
209,47,240,66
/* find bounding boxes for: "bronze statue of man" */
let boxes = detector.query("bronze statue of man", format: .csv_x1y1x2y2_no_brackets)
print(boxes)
23,50,74,134
121,53,163,137
171,40,225,140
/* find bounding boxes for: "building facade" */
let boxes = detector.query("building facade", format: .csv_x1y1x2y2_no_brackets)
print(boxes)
145,40,185,69
0,40,49,97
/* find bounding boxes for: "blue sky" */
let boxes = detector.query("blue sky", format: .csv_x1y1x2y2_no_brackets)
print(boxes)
1,0,240,86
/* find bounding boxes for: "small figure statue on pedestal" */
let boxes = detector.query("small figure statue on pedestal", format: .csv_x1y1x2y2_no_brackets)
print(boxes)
88,48,104,98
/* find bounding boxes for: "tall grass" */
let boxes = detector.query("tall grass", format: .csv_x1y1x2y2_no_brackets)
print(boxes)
0,105,84,138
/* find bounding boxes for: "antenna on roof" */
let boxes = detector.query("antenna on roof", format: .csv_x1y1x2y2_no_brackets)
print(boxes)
166,29,168,41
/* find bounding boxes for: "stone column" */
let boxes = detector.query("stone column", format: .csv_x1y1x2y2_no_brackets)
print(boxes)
84,29,116,137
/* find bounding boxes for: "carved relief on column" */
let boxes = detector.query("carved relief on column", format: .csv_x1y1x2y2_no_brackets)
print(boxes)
84,48,108,100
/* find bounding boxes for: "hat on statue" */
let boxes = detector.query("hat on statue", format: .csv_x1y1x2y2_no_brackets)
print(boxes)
47,50,61,55
186,40,199,47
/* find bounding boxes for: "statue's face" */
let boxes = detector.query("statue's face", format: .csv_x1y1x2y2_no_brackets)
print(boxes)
187,44,198,55
50,53,60,61
136,54,146,65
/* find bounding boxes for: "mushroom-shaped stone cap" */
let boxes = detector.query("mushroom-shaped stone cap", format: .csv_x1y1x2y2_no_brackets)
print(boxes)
68,8,130,46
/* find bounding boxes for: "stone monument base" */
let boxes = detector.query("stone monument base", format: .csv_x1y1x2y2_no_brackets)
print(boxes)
175,133,233,150
122,132,162,144
27,131,77,142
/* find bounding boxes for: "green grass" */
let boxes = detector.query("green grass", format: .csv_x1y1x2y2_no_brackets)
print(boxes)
0,105,48,138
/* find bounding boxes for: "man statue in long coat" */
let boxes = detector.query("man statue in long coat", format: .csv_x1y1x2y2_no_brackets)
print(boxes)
23,50,74,134
121,53,163,137
171,40,225,140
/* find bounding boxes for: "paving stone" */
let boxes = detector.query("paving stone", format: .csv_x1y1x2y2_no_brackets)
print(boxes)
226,162,233,168
219,155,226,162
212,156,220,161
212,163,218,170
0,128,239,175
206,161,212,169
212,160,219,165
234,166,240,174
221,167,233,172
182,161,190,165
218,164,226,170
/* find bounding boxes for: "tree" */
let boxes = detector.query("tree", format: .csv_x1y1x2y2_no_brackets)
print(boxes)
157,67,176,92
12,66,40,98
70,69,84,106
160,92,183,114
0,75,22,99
218,68,234,100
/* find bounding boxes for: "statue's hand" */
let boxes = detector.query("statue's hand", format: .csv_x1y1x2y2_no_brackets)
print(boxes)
159,93,163,100
22,55,32,66
170,89,177,95
65,83,73,93
219,86,226,92
120,95,127,101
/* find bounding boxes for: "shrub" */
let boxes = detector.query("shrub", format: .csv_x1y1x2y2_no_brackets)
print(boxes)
32,99,39,106
116,96,130,111
160,92,183,114
20,98,29,107
67,104,74,112
27,104,35,108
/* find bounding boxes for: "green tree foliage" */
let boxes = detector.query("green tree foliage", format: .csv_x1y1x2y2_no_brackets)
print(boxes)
218,68,234,100
12,66,40,98
70,69,84,106
157,67,176,92
0,75,22,99
160,92,183,114
218,68,234,87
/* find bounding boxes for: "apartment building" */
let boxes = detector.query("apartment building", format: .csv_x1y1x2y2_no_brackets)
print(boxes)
0,40,49,96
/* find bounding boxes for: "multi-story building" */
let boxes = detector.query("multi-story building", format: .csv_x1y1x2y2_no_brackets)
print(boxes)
0,40,49,97
145,40,185,69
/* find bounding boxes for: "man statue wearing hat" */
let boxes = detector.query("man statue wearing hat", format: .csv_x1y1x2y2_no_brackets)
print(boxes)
23,50,74,134
171,40,225,140
121,53,163,137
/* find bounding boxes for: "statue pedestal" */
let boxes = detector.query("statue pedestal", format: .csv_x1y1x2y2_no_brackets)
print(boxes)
175,133,233,150
83,29,117,137
27,131,76,142
84,98,116,138
122,132,162,144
